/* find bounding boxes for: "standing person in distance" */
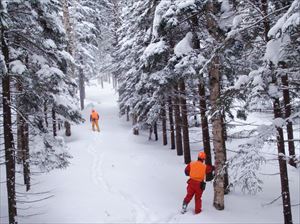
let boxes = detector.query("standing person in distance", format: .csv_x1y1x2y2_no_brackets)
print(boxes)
90,109,100,132
182,151,214,214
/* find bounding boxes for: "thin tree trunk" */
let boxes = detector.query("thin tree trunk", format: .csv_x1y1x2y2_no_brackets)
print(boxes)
52,108,57,137
221,114,230,194
193,101,199,127
79,65,85,110
65,120,71,136
168,97,175,150
101,77,104,89
148,125,153,140
174,85,183,156
126,106,130,122
161,103,168,145
209,55,225,210
198,81,213,181
261,0,271,42
22,120,30,191
132,114,139,135
273,97,293,224
154,122,158,141
44,101,48,128
179,79,191,164
16,79,31,191
16,110,23,164
281,73,296,167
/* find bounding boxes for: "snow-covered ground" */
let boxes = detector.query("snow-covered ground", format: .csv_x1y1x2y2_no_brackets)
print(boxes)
1,81,299,223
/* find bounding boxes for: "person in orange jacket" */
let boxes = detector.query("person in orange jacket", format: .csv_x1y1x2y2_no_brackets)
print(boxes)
90,109,100,132
182,151,214,214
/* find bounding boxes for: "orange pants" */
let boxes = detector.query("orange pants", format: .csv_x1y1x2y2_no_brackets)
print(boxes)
183,179,203,214
92,120,100,132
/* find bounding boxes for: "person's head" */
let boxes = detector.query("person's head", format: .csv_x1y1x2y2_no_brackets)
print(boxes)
92,109,95,113
198,151,206,162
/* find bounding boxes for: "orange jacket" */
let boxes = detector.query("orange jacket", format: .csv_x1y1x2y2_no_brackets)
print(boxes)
185,161,214,182
90,111,99,121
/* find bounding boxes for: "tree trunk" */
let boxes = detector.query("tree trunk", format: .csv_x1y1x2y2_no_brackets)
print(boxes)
62,0,75,76
148,125,153,140
79,65,85,110
261,0,271,42
168,97,176,150
154,122,158,141
16,110,23,164
179,79,191,164
273,97,293,224
126,105,130,122
281,73,296,167
209,55,225,210
193,101,199,127
198,81,213,181
44,101,48,128
101,77,104,89
65,120,71,136
52,108,57,137
15,79,31,191
22,120,30,191
262,1,293,220
1,16,18,222
132,114,139,135
2,75,18,224
161,103,168,146
174,85,183,156
221,113,230,194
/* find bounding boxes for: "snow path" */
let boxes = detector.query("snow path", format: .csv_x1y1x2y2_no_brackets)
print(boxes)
21,82,187,223
4,81,298,223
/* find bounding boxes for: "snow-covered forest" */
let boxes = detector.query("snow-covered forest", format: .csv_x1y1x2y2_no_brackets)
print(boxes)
1,0,299,223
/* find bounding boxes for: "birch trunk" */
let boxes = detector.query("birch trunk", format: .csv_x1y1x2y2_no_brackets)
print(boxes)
209,55,225,210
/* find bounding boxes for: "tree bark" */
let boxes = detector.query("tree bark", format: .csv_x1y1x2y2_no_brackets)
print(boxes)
168,97,176,150
2,75,18,224
126,105,130,122
209,55,225,210
161,103,168,146
221,113,230,194
16,80,31,191
261,1,293,221
62,0,73,136
79,65,85,110
44,101,48,128
154,122,158,141
174,85,183,156
65,120,71,136
273,97,293,224
179,79,191,164
132,114,139,135
198,81,213,181
1,14,18,222
52,108,57,137
281,73,296,167
23,120,30,191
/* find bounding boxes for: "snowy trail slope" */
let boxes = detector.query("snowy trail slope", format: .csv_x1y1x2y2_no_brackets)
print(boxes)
3,81,298,224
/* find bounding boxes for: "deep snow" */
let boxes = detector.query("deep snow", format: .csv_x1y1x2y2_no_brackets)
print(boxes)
1,80,299,223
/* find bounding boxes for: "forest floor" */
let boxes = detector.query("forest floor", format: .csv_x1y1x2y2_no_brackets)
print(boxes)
1,80,299,223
